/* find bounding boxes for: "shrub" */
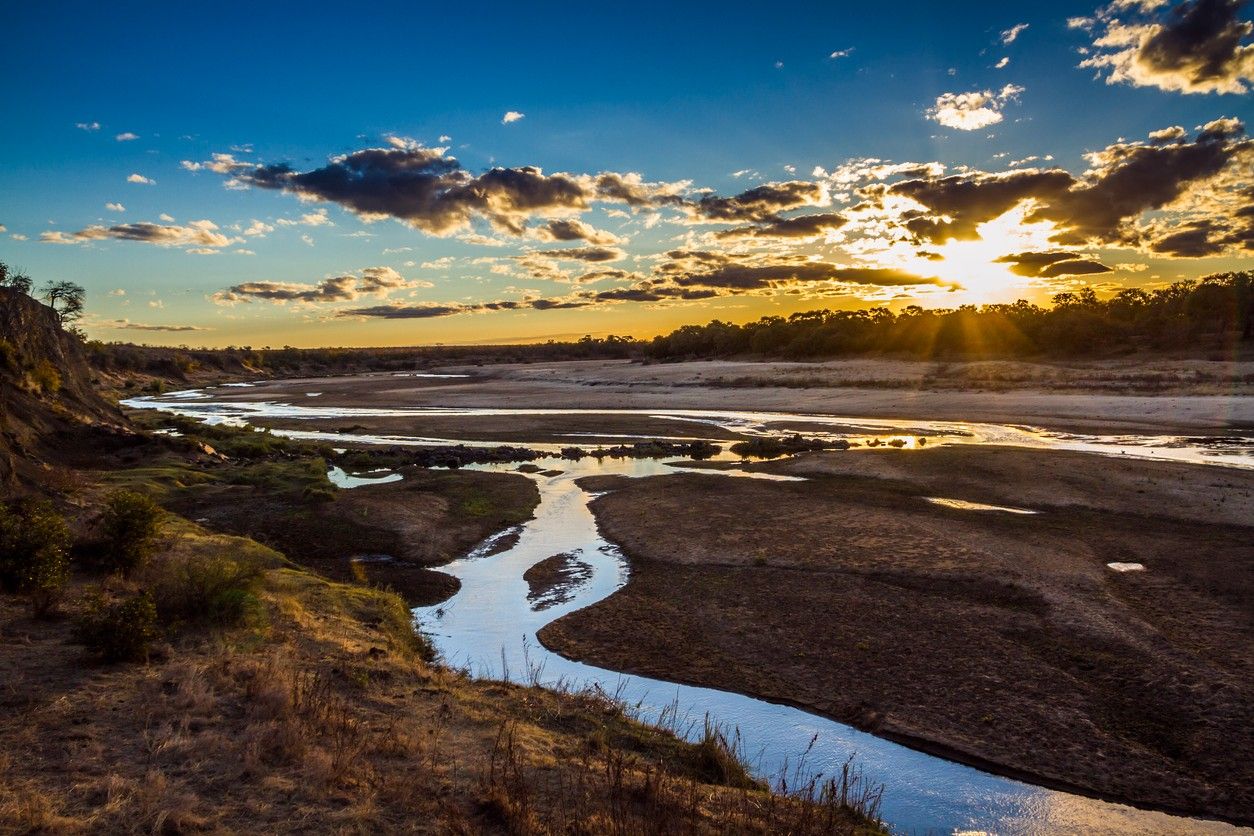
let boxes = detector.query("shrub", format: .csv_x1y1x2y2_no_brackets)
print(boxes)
100,491,163,577
29,360,61,394
0,338,17,371
0,499,71,616
74,591,158,662
148,551,265,629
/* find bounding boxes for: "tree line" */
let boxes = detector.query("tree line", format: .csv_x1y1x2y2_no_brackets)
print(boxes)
645,272,1253,360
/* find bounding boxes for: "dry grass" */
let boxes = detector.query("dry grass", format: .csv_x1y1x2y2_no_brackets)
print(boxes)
0,510,884,835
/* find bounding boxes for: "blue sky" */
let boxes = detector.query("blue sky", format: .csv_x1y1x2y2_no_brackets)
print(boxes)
2,1,1251,346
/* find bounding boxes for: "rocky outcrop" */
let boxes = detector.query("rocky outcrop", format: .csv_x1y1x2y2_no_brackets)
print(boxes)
0,287,126,491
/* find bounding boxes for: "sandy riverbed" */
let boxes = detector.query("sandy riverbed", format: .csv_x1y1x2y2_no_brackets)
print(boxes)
540,445,1254,823
208,356,1254,436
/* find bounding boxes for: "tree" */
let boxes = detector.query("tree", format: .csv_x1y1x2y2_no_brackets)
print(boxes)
100,490,163,577
0,261,33,295
0,499,71,616
40,280,86,324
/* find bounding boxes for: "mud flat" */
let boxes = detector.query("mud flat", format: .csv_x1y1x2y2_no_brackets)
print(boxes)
540,445,1254,823
165,468,538,607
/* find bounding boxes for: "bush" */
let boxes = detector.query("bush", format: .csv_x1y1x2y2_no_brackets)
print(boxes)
0,499,71,616
100,490,163,577
29,360,61,394
0,338,17,372
148,551,265,629
74,591,158,662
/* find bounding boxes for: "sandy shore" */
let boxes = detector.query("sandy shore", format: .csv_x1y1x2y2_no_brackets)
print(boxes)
209,357,1254,436
540,446,1254,823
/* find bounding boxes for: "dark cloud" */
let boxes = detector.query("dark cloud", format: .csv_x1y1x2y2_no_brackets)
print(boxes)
338,303,467,319
715,212,848,239
657,251,951,291
107,320,210,332
40,220,235,249
688,181,828,222
240,147,589,235
201,142,689,237
995,251,1114,277
1030,120,1250,245
1079,0,1254,95
1149,215,1254,255
535,218,621,244
593,286,721,302
533,246,625,262
887,123,1251,250
213,267,416,304
889,170,1075,244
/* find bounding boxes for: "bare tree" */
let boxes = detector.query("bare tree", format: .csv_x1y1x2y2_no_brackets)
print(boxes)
40,281,86,324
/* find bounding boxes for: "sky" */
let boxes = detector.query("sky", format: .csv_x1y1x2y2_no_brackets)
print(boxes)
1,0,1252,347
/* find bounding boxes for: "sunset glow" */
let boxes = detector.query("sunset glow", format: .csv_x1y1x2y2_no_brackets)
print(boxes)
1,1,1250,346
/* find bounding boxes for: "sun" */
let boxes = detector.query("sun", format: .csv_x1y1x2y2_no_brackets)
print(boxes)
916,206,1062,305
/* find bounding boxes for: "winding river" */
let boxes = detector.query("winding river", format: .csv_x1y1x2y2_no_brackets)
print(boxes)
126,388,1252,835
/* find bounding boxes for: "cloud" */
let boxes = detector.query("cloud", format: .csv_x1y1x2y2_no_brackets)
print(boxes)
213,266,421,305
181,153,248,174
996,57,1010,68
502,110,525,124
243,220,274,237
40,220,236,250
656,250,953,291
885,120,1252,250
203,143,688,237
687,181,829,222
829,47,854,58
76,121,100,132
926,84,1024,130
127,173,155,184
275,209,332,227
105,202,125,212
888,169,1075,243
115,132,139,142
1149,213,1254,255
104,319,210,332
339,303,468,319
715,212,848,240
534,218,622,244
532,246,625,262
1078,0,1254,94
994,251,1114,277
1001,23,1030,44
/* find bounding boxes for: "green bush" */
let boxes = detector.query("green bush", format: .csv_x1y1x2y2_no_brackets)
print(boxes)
0,499,71,616
100,490,163,577
74,591,158,662
29,360,61,394
148,551,265,629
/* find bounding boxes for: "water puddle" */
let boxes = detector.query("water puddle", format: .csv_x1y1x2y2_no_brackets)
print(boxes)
326,465,403,489
123,393,1254,470
925,497,1039,515
1107,562,1147,573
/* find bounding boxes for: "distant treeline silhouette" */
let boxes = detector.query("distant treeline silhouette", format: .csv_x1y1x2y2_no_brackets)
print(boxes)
645,273,1253,360
85,272,1252,382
